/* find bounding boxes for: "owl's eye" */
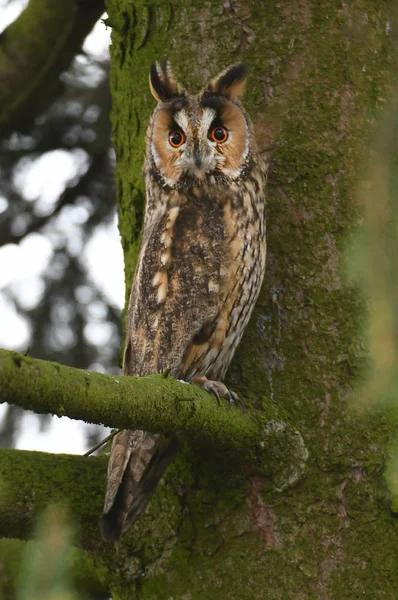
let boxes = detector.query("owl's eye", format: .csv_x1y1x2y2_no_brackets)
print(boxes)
169,130,185,148
210,126,228,143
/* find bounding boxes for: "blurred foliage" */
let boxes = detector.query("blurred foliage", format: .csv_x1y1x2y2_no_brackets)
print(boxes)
349,102,398,509
349,103,398,410
16,504,77,600
0,504,108,600
0,10,122,449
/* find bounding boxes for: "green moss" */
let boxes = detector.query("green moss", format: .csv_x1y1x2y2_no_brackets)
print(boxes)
0,450,106,544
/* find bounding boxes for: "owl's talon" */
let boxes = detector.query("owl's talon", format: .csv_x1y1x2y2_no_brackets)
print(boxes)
229,390,246,410
196,378,221,405
226,390,245,410
192,376,240,408
206,384,221,405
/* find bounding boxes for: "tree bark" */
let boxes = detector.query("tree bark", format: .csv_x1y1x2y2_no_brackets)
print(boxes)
103,0,398,598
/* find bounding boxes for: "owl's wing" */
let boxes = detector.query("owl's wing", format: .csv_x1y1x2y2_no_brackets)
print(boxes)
100,430,180,542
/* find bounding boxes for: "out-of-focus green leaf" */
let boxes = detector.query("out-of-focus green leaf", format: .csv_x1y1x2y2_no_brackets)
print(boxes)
17,504,77,600
349,104,398,410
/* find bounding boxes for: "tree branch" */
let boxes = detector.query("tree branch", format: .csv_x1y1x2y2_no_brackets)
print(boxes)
0,348,267,453
0,348,308,481
0,150,109,247
0,449,105,550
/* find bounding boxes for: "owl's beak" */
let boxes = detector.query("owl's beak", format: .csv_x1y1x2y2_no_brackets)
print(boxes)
193,142,202,168
182,140,212,180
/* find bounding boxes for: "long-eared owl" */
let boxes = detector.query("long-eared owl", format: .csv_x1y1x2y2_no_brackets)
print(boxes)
100,61,267,543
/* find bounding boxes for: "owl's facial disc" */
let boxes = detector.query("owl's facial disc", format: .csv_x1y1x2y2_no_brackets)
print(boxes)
151,97,249,186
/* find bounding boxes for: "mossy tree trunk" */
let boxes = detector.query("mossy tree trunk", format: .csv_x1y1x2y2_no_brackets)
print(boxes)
104,0,398,598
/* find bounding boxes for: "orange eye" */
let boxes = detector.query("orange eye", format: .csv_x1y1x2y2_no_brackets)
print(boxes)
210,126,228,143
169,130,185,148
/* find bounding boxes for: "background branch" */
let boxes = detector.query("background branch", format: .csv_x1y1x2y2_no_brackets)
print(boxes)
0,150,110,247
0,0,105,139
0,449,105,549
0,448,128,595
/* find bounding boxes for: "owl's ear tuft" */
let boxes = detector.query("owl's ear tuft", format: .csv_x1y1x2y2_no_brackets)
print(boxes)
149,60,183,102
207,63,248,99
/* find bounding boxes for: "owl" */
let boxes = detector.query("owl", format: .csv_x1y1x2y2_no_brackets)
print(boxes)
100,61,267,543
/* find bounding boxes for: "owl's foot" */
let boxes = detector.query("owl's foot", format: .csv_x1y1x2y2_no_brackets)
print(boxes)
192,375,242,408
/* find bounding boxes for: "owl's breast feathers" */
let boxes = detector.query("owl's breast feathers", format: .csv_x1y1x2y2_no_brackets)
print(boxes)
124,172,266,382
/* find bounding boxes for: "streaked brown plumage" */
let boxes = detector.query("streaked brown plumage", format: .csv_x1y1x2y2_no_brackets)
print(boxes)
100,61,267,543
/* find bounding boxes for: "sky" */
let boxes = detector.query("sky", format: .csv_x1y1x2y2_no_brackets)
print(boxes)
0,3,124,454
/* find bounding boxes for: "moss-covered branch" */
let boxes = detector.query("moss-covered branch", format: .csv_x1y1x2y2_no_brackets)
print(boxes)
0,449,105,550
0,0,104,138
0,349,307,480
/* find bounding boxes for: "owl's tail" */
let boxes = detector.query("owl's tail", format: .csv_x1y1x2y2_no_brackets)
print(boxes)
100,430,180,543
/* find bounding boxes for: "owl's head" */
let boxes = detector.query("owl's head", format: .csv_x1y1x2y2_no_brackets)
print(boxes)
147,61,255,189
